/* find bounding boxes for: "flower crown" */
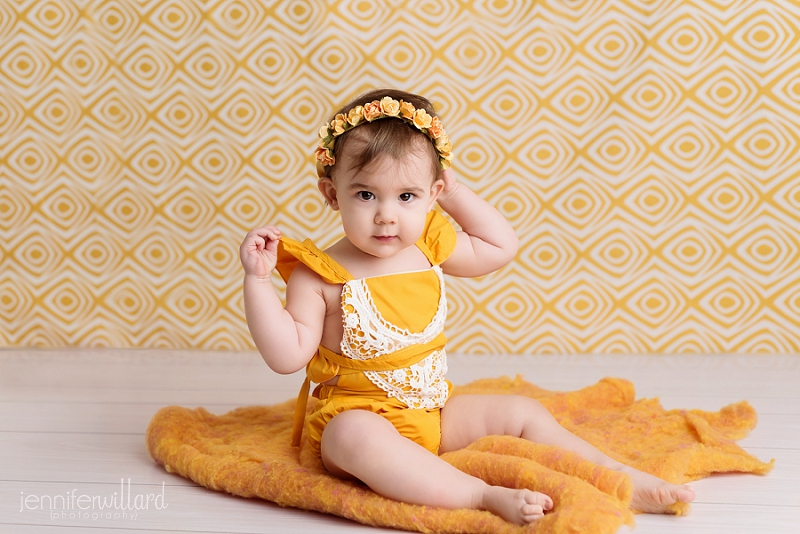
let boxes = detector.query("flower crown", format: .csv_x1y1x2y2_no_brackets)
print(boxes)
315,96,453,176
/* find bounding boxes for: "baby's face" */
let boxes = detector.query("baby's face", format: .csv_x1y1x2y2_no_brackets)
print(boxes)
321,149,443,259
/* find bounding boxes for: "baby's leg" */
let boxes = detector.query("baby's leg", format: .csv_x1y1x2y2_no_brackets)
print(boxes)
320,409,553,525
440,395,695,514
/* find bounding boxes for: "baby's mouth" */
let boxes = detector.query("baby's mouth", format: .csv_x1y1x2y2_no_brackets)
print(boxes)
373,236,397,242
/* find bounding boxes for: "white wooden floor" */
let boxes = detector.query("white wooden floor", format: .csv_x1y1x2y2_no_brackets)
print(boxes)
1,349,798,534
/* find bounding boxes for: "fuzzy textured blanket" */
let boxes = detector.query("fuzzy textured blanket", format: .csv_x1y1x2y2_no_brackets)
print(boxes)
146,376,773,534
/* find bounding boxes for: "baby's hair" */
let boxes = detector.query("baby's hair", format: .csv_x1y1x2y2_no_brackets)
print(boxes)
322,89,443,183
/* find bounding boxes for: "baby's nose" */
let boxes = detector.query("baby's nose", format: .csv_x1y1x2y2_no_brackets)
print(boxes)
374,204,397,224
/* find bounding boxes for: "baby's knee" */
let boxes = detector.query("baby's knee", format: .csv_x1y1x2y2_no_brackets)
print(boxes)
504,395,549,421
509,396,559,435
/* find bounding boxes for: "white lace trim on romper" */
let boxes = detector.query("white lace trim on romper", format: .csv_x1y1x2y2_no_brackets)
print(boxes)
340,265,449,410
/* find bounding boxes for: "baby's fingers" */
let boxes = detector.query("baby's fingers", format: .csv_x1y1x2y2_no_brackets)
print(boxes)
241,226,279,250
250,225,282,245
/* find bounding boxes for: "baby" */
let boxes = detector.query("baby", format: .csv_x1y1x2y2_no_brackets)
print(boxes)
239,88,695,525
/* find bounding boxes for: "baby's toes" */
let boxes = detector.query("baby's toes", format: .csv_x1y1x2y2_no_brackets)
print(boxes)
521,505,545,521
527,491,553,510
521,491,552,519
676,485,696,503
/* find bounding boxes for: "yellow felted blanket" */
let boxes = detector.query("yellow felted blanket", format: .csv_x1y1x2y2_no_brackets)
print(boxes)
146,377,773,534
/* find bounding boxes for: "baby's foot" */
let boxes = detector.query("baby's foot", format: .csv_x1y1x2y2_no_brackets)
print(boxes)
624,467,695,514
481,485,553,525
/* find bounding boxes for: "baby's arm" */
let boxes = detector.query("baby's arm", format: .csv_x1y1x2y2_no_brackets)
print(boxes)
240,226,325,374
436,169,519,277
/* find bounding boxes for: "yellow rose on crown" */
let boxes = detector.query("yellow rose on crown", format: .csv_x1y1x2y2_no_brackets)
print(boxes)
347,106,364,126
363,101,382,121
412,109,432,130
399,100,415,119
332,118,346,135
435,134,451,152
380,97,400,116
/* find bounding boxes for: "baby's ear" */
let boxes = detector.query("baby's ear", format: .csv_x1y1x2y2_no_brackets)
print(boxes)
317,177,339,210
427,179,444,210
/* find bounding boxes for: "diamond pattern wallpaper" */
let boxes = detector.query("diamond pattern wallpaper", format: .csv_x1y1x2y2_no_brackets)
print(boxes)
2,0,800,353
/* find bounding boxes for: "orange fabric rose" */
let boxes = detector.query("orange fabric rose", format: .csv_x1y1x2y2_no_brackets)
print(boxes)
428,116,444,139
363,101,382,121
315,146,334,166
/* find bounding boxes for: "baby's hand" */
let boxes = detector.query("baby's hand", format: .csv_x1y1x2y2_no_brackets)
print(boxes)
239,226,282,279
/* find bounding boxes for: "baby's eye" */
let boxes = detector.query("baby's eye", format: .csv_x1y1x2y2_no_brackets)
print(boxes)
399,192,415,202
357,191,374,201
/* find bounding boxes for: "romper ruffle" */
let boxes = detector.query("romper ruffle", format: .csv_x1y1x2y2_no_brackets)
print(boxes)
275,211,457,456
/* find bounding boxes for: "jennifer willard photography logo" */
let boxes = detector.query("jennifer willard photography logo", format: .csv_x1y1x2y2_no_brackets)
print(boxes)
19,478,168,522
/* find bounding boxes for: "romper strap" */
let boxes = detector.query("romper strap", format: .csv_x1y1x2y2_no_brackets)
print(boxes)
276,237,353,285
415,211,457,266
291,377,313,447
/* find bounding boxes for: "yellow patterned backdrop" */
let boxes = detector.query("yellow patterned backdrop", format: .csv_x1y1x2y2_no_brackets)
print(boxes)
2,0,800,353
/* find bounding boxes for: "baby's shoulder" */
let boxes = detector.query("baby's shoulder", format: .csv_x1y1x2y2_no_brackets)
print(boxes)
286,261,342,305
286,261,338,290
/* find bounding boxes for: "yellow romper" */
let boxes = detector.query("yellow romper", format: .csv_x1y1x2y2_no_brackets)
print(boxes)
275,211,456,457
